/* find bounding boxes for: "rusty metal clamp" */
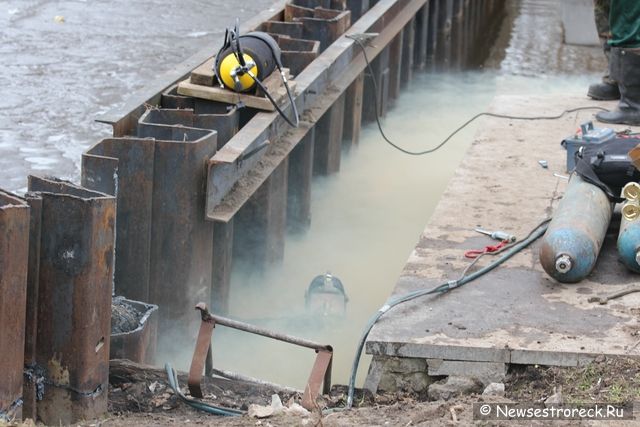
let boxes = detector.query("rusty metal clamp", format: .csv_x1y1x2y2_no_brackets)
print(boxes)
188,302,333,411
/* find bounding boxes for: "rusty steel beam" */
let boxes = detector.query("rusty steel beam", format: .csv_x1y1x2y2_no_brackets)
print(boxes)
363,45,390,121
139,107,238,148
0,191,29,422
26,177,115,426
82,137,155,303
342,72,364,147
22,194,41,420
278,37,321,76
287,127,315,232
211,219,234,315
82,126,217,357
346,0,371,22
300,8,352,53
233,158,288,267
314,92,346,175
207,0,429,221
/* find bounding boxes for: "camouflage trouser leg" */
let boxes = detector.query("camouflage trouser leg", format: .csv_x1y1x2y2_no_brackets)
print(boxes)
594,0,614,83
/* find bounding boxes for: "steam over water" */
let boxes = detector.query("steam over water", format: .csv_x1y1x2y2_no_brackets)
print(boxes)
1,0,606,387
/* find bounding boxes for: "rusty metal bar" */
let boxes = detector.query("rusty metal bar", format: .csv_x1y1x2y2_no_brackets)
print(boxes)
210,367,302,394
203,312,330,352
0,191,29,422
26,176,115,425
188,303,332,410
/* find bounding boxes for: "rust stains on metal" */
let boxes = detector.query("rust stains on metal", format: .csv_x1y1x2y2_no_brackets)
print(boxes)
188,303,333,410
25,176,115,425
0,191,30,422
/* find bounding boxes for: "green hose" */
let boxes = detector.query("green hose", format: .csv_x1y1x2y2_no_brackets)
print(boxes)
165,363,244,416
345,219,550,407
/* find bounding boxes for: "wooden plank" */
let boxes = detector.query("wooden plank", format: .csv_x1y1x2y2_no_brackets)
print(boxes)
207,0,429,220
190,57,216,87
177,69,295,112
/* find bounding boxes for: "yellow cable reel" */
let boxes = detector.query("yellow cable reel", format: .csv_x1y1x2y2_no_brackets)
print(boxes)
218,53,258,92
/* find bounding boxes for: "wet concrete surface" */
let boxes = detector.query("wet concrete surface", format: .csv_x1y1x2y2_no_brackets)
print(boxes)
366,93,640,371
0,0,275,192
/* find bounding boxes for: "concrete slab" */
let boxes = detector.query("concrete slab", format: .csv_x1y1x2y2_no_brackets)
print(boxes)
366,95,640,374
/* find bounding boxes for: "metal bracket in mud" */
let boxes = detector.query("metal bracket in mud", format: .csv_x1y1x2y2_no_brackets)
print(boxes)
188,302,333,411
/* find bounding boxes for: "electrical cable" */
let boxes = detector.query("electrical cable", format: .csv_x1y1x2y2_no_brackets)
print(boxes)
345,218,551,408
347,35,610,156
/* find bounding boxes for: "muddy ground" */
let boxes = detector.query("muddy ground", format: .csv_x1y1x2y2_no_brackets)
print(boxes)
6,356,636,426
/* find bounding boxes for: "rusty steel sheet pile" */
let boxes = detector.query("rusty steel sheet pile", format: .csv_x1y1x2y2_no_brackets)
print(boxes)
24,176,115,425
0,191,30,422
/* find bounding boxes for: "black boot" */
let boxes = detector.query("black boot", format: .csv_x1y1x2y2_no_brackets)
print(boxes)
597,48,640,126
588,78,620,100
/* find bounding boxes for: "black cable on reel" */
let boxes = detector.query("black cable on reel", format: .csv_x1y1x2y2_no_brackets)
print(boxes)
215,22,299,128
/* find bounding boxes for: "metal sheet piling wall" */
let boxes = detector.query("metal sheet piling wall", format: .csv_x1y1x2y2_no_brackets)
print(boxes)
25,177,115,426
77,0,504,383
0,192,29,422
